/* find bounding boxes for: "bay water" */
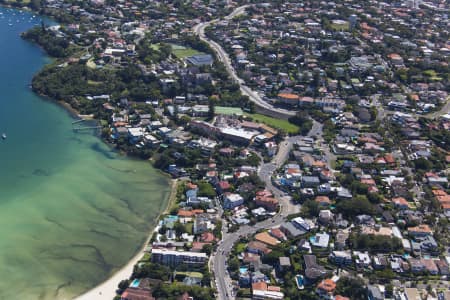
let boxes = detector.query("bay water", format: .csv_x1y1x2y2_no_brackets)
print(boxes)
0,7,170,299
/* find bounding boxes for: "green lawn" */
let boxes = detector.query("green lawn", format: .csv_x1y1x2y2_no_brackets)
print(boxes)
214,107,299,133
244,113,299,134
235,242,247,253
170,44,203,58
330,22,350,31
185,223,193,235
149,44,160,51
5,0,31,3
216,106,244,115
175,271,203,278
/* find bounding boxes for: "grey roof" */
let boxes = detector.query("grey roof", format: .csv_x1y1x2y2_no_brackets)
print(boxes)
280,222,306,237
368,285,383,300
186,54,213,66
279,257,291,266
304,255,327,280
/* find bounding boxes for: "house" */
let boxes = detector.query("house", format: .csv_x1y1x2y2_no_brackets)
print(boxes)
223,193,244,209
408,224,432,237
368,285,384,300
316,279,336,299
373,255,389,270
128,127,144,143
409,258,425,273
121,287,155,300
269,228,286,241
310,232,330,248
315,196,331,207
216,181,231,194
302,176,320,187
252,282,284,300
421,259,439,275
336,187,352,199
392,197,411,209
277,257,291,274
280,222,306,238
255,232,280,246
277,93,299,106
335,230,349,250
255,190,279,211
292,217,313,231
247,241,272,255
354,251,371,268
435,259,450,276
329,251,352,266
239,270,251,287
420,235,438,254
304,255,328,281
319,210,334,225
200,231,216,243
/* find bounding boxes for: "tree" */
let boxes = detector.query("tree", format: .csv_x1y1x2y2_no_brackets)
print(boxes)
350,233,402,253
208,98,215,120
414,157,432,171
301,200,320,217
30,0,42,11
336,277,367,300
202,244,213,256
117,279,130,295
198,181,216,198
336,195,375,218
173,222,186,237
288,111,312,135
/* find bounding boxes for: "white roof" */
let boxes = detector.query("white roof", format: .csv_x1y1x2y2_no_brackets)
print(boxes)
252,290,284,300
151,248,207,258
220,127,258,140
225,193,243,202
128,127,144,137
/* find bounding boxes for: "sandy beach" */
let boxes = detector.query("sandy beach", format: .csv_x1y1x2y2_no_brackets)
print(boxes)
75,245,145,300
75,179,178,300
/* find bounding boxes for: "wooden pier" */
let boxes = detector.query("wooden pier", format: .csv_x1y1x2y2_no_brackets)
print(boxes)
72,119,85,124
73,126,102,132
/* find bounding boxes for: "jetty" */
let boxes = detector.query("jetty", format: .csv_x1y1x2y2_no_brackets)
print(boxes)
73,126,102,132
72,119,84,124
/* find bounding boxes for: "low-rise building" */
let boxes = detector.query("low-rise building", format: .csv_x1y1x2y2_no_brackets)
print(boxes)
151,249,207,267
223,193,244,210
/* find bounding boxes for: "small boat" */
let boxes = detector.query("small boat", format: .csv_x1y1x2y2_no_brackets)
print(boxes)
2,133,6,139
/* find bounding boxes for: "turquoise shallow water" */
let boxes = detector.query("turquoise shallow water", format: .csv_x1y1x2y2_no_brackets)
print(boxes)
0,7,170,299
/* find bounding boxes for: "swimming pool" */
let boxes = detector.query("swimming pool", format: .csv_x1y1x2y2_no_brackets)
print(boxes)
130,278,140,288
239,267,248,274
295,275,304,290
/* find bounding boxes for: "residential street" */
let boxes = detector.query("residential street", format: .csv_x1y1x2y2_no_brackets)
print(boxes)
210,121,329,299
193,5,296,118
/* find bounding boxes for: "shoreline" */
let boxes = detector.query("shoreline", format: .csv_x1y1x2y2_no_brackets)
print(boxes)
10,5,181,298
75,178,178,300
27,38,179,300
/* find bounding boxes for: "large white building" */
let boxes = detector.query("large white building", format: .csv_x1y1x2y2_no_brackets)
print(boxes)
151,248,207,267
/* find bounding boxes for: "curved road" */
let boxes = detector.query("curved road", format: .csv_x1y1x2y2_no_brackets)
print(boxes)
212,161,296,300
211,121,325,299
212,138,303,300
193,6,296,118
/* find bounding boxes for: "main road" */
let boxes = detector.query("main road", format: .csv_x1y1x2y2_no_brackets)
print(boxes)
193,5,296,118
